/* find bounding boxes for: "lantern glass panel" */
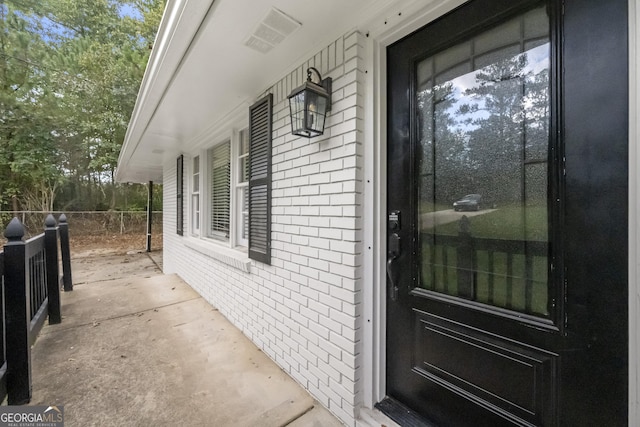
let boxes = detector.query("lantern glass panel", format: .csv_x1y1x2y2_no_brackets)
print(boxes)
289,91,307,135
306,91,327,135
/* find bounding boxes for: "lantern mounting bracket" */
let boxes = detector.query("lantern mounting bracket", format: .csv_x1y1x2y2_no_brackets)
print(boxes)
307,67,332,112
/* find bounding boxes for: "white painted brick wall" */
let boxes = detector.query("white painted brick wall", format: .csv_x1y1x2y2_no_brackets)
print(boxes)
163,159,178,275
163,30,367,427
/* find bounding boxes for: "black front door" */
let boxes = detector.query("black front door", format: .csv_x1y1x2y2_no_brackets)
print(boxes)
385,0,628,425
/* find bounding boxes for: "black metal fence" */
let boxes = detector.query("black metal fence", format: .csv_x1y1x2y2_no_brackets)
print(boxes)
1,214,72,405
422,222,548,315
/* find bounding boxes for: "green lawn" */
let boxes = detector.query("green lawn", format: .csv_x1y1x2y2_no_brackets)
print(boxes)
433,204,548,241
419,202,452,213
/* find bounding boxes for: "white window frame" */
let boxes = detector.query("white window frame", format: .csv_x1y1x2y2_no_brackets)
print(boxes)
189,128,249,250
236,129,249,247
191,155,200,235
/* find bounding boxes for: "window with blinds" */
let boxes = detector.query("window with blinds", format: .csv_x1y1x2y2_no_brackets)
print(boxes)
208,141,231,240
191,155,200,234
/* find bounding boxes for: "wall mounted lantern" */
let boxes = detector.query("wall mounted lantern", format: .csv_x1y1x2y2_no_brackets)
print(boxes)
287,67,332,138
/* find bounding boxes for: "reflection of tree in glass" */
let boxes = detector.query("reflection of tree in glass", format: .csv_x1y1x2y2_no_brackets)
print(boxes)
524,67,550,161
417,82,467,211
452,47,549,207
462,52,530,205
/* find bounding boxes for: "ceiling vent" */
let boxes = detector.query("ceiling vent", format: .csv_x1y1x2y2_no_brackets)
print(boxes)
244,8,301,54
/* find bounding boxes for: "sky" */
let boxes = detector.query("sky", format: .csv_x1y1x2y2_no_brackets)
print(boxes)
13,1,145,43
118,3,143,20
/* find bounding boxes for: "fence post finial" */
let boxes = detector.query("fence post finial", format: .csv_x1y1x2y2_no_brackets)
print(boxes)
5,217,25,243
44,214,57,229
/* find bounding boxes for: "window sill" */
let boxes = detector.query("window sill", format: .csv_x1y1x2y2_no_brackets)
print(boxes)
184,238,251,273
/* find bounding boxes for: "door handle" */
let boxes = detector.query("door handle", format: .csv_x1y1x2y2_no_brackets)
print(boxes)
387,233,401,301
387,257,399,301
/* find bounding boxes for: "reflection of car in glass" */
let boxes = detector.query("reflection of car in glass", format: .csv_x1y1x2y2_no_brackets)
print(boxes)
453,194,482,211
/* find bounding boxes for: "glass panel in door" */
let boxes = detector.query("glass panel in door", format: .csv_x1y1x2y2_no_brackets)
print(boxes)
416,6,550,316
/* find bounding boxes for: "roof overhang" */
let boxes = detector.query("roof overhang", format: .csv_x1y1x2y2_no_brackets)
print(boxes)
115,0,445,183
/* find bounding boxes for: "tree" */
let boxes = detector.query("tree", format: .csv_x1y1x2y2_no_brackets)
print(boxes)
0,0,166,211
0,1,62,211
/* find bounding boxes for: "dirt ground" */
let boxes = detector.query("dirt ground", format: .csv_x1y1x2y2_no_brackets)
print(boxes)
69,233,163,257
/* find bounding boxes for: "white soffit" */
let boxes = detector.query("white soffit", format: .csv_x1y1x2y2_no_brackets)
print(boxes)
117,0,437,183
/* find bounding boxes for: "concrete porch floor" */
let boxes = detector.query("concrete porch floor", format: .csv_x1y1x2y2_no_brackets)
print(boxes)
29,250,345,427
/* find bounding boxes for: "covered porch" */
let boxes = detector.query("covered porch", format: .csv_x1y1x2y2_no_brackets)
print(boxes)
27,250,346,426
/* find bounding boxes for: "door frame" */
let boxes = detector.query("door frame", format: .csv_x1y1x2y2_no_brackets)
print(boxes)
359,0,639,423
361,0,480,409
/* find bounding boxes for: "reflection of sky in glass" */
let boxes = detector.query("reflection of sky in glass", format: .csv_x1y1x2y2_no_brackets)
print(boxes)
442,43,549,131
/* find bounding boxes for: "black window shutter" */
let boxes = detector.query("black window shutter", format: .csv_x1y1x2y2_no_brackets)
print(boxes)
248,94,272,264
176,155,184,236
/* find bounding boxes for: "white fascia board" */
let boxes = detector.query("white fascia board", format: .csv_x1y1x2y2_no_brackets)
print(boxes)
116,0,215,182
